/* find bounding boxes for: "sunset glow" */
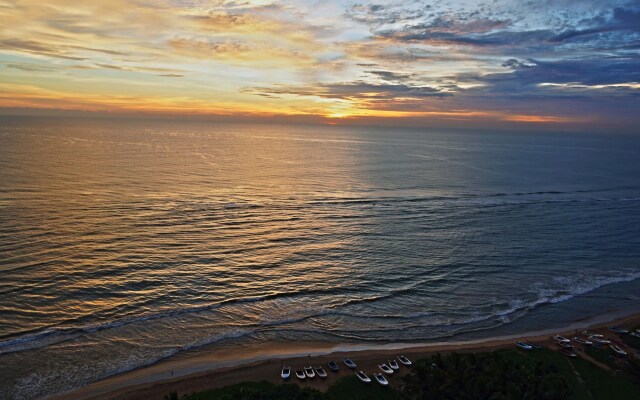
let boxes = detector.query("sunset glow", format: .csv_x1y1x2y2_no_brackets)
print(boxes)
1,0,639,130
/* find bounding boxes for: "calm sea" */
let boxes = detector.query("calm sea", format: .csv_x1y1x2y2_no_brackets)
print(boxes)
1,117,639,398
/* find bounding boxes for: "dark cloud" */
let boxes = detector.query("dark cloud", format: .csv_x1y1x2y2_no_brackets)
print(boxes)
3,62,55,72
0,38,87,60
246,81,451,103
501,59,537,69
366,70,414,81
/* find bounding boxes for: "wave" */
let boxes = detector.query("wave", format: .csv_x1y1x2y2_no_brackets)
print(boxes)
9,329,256,400
304,186,640,209
4,268,640,357
0,288,345,355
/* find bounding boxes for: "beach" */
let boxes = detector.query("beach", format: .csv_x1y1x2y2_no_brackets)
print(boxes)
56,311,640,400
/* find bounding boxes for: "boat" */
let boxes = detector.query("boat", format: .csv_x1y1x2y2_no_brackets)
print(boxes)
554,335,571,344
560,348,577,358
379,364,394,374
609,327,629,335
582,331,602,338
515,342,533,350
589,336,611,345
398,355,412,366
315,367,327,378
374,373,389,386
343,358,357,369
356,370,371,383
630,332,640,338
572,337,592,346
611,344,627,356
328,360,339,372
295,370,306,380
557,341,573,349
524,342,542,349
281,366,291,380
304,366,315,378
388,359,400,370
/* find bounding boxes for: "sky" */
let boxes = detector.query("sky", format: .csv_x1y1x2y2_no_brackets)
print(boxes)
1,0,639,131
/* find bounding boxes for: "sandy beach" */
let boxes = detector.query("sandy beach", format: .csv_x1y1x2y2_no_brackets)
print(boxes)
55,311,640,400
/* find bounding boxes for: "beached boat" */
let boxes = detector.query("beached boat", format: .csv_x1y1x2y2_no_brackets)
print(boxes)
374,373,389,386
557,341,573,349
304,366,316,378
379,364,394,374
328,360,339,372
356,370,371,383
608,327,629,334
398,355,412,366
554,335,571,343
582,331,602,338
525,342,542,349
515,342,533,350
572,337,592,346
343,358,357,369
560,348,577,358
281,366,291,380
630,332,640,338
315,367,327,378
388,359,400,370
295,370,306,380
610,344,627,356
589,336,611,345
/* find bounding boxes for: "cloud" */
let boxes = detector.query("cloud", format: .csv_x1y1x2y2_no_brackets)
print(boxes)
0,0,639,130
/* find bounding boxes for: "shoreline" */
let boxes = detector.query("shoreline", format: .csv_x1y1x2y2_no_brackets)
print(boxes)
55,308,640,400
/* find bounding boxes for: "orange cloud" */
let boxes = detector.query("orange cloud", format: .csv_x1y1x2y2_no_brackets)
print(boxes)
502,115,587,123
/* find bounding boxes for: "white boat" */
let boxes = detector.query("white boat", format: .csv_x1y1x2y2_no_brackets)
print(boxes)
374,373,389,386
611,344,627,356
589,336,611,345
388,359,399,370
557,341,573,349
343,358,357,369
630,332,640,338
515,341,533,350
572,337,592,346
398,355,412,366
582,331,602,338
295,370,306,380
608,327,629,334
560,348,577,358
379,364,394,374
356,370,371,383
281,366,291,380
554,335,571,344
304,366,315,378
315,367,327,378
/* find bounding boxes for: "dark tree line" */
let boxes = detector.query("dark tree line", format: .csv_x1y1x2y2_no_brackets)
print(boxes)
401,352,571,400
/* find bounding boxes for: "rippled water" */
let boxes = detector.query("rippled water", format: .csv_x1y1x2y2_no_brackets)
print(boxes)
1,117,640,398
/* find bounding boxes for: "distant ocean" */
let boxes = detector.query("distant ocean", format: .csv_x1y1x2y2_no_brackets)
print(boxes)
1,116,639,399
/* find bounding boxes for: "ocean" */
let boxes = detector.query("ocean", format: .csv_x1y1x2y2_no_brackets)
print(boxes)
1,116,639,398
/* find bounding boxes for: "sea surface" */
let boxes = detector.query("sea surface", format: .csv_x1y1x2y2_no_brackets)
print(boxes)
1,116,640,398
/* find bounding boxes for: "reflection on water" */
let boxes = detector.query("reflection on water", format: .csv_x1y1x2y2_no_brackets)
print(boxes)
1,117,640,398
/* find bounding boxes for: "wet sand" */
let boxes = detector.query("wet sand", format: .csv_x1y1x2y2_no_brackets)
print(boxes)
56,312,640,400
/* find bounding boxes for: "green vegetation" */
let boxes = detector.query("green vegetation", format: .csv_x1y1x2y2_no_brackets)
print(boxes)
327,376,400,400
584,346,619,370
402,350,573,400
174,379,400,400
177,381,326,400
571,357,640,400
499,348,590,400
